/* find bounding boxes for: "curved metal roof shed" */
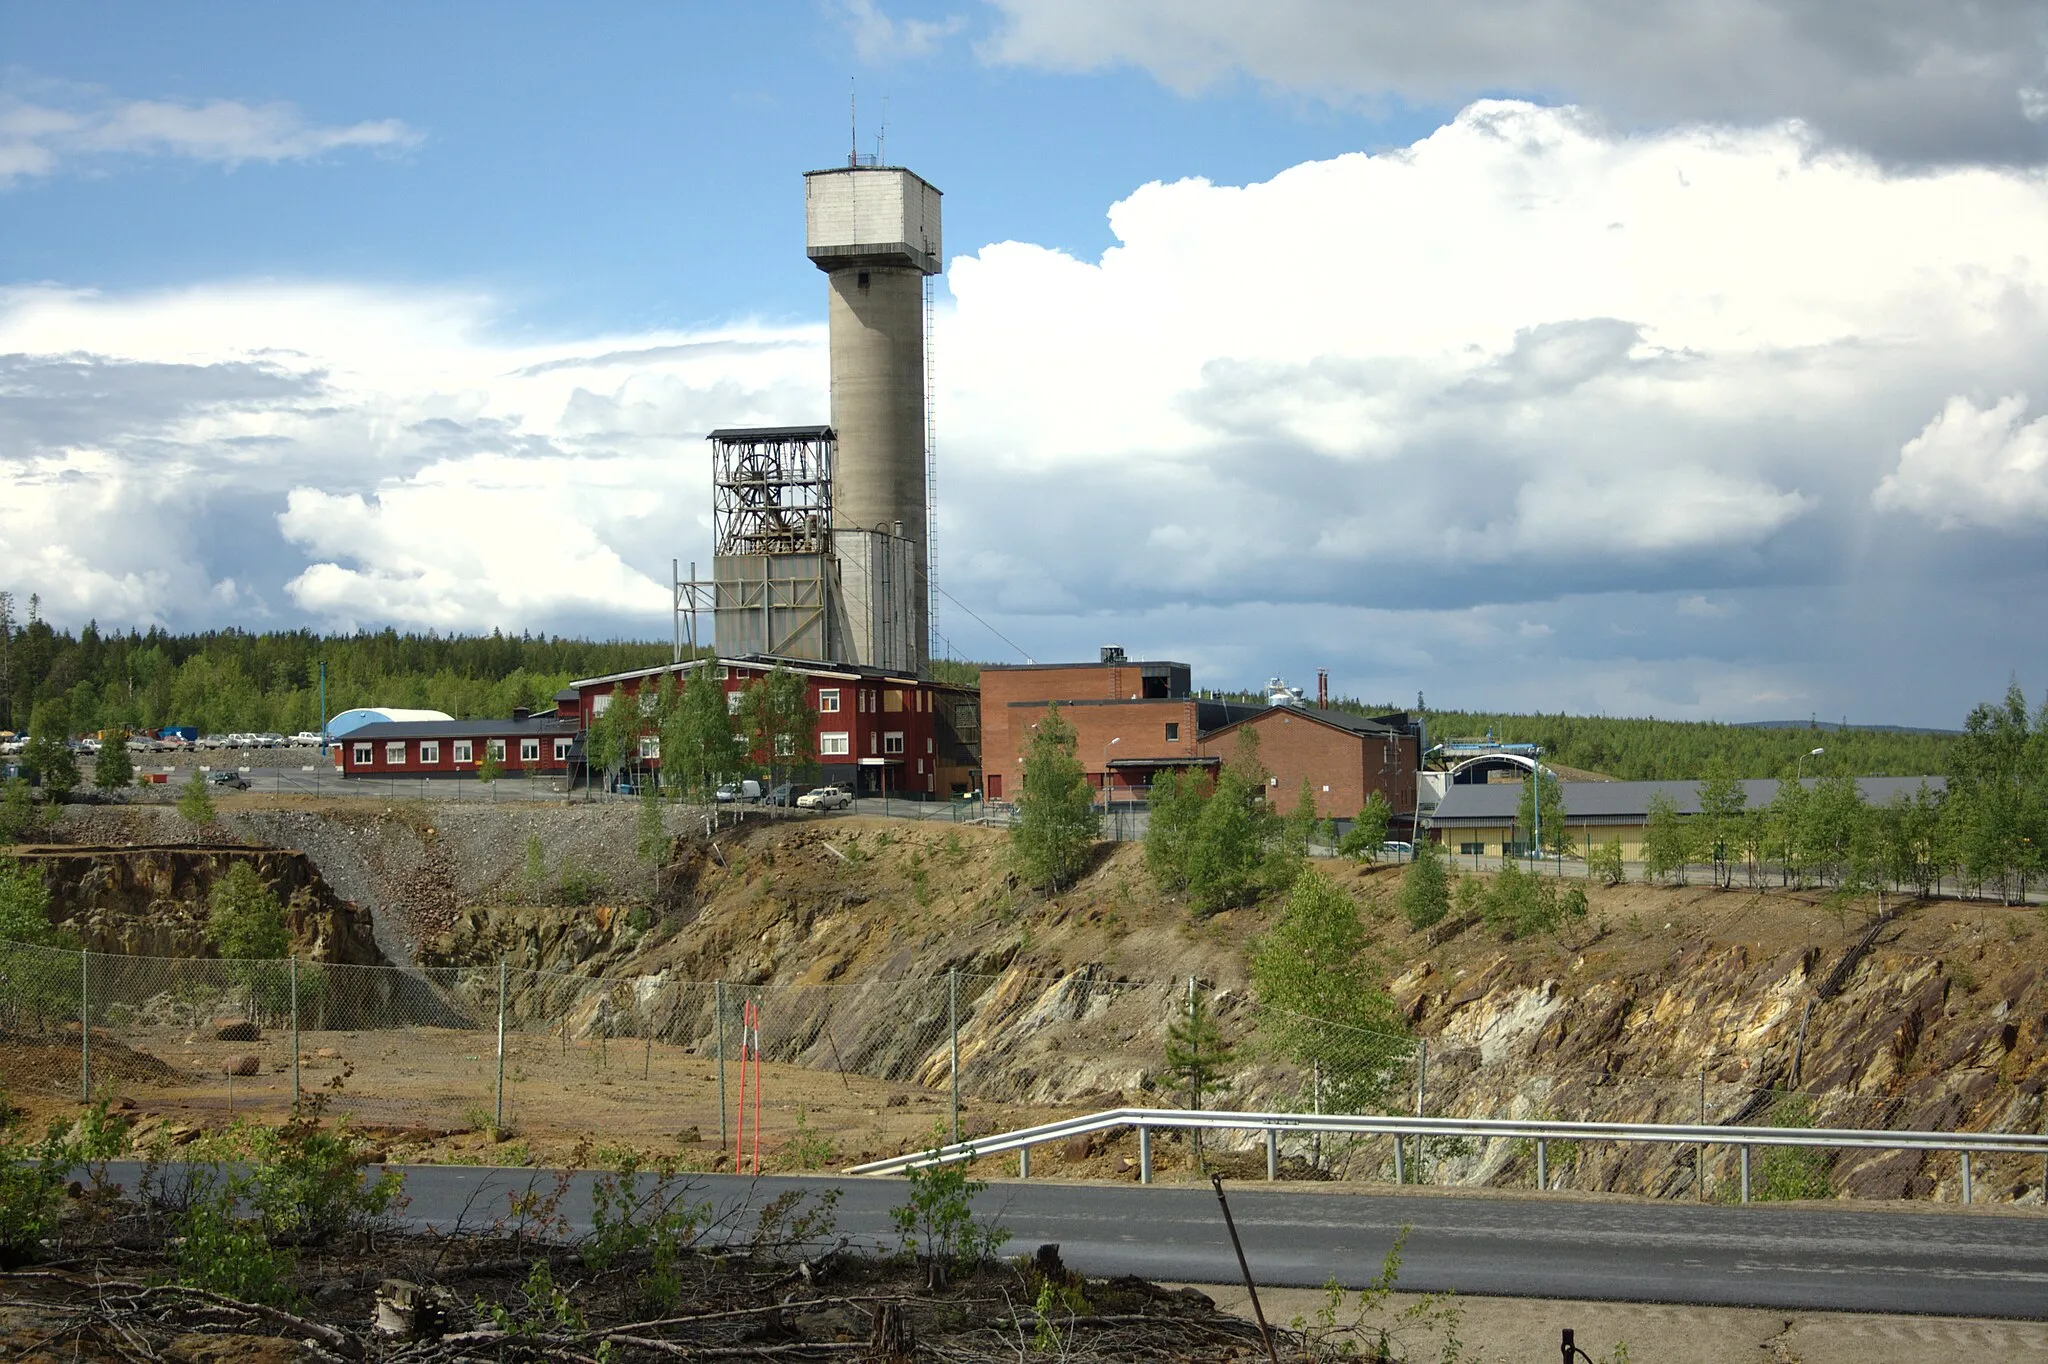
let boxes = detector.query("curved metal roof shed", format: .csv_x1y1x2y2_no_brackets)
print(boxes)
325,707,454,740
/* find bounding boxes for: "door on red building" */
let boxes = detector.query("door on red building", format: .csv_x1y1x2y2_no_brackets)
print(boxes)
986,773,1003,800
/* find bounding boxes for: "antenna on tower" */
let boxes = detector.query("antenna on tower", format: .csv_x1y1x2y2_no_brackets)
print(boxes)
876,96,888,165
849,79,858,167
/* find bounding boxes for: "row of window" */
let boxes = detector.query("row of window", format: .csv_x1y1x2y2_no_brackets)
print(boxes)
351,724,935,769
351,737,572,767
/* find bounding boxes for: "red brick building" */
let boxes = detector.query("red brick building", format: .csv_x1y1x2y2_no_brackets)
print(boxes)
568,655,978,798
981,650,1418,825
336,655,979,797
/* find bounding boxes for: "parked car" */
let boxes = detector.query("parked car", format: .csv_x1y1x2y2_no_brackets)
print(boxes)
715,779,763,803
1380,841,1414,858
796,785,853,811
208,769,250,790
764,783,811,807
290,731,325,746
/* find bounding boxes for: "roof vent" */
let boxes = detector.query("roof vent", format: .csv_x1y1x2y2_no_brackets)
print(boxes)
512,706,531,722
1100,645,1127,665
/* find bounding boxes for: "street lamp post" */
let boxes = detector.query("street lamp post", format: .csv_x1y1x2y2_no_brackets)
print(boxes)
1102,737,1121,838
1797,746,1825,785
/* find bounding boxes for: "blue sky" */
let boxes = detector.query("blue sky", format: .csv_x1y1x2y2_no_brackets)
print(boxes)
4,1,2048,727
3,3,1436,331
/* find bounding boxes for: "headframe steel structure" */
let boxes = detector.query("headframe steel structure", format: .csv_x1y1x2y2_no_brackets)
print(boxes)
709,426,835,556
707,426,838,663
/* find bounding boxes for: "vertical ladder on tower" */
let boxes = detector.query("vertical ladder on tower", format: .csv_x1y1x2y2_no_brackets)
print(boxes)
924,273,938,661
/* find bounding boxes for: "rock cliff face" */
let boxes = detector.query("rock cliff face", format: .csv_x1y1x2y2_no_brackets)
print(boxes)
9,844,384,966
1394,894,2047,1203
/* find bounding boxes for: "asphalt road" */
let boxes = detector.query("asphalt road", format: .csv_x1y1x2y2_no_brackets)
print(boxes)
99,1164,2048,1319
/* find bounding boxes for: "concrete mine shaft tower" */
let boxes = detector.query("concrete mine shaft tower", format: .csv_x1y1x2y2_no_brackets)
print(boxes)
805,163,941,674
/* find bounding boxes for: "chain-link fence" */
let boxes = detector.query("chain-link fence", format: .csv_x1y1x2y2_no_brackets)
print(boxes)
3,940,2038,1200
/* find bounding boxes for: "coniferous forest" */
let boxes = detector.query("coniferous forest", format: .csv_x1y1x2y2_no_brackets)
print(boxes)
0,593,670,738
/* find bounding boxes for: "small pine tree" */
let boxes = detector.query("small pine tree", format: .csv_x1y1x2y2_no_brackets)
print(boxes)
93,732,134,791
1396,836,1451,930
176,768,217,826
1163,980,1235,1170
205,862,290,960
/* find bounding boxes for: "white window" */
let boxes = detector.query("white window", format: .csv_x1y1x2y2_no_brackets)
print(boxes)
591,693,611,715
385,741,406,765
927,737,934,753
715,665,729,680
554,738,571,761
453,740,473,763
638,689,658,715
420,741,441,764
639,736,660,759
727,692,743,714
819,688,841,713
820,732,850,756
870,732,878,755
489,739,507,762
917,758,925,774
883,731,905,755
352,742,372,765
520,738,540,763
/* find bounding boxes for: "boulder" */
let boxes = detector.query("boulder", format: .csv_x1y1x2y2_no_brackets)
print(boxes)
214,1018,260,1042
223,1054,261,1077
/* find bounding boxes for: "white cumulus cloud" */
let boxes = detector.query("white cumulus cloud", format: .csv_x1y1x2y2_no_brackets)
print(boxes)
7,100,2048,720
1873,395,2048,530
0,84,419,187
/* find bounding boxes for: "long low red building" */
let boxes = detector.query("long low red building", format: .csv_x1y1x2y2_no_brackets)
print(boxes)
334,655,980,798
331,701,581,778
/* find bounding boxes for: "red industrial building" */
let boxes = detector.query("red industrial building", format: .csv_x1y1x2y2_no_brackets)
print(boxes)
334,655,978,797
331,701,581,778
981,649,1419,825
565,656,978,798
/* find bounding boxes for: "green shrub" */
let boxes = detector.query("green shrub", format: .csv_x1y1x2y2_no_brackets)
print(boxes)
891,1125,1010,1274
0,1100,132,1268
1396,839,1451,930
207,862,290,961
1756,1095,1833,1201
0,859,56,945
1588,836,1626,886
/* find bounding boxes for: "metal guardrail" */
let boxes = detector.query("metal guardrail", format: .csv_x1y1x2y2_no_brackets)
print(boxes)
846,1106,2048,1205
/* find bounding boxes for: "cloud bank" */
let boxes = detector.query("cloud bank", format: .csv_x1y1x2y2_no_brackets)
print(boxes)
981,0,2048,165
5,102,2048,719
